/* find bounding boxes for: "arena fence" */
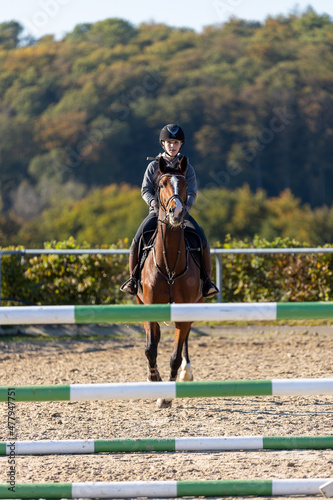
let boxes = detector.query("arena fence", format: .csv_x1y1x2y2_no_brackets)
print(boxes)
1,246,333,305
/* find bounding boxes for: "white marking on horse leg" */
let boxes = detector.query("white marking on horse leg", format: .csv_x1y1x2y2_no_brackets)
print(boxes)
156,398,172,409
179,357,193,381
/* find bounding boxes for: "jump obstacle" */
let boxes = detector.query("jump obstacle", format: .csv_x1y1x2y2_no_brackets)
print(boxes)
1,378,333,401
2,301,333,324
1,435,333,455
2,305,332,497
0,479,332,498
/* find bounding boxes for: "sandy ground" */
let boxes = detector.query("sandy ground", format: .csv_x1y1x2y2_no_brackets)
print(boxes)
0,323,333,499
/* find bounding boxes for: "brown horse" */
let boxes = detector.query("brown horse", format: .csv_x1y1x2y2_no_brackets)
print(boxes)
136,155,203,408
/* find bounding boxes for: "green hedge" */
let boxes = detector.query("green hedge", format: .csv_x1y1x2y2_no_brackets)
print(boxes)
218,236,333,302
0,238,129,306
1,236,333,306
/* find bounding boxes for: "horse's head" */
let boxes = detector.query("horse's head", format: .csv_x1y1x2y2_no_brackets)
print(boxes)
157,155,188,227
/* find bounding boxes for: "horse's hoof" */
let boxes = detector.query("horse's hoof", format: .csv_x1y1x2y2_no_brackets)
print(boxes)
179,362,194,382
156,398,173,409
147,367,162,382
148,375,162,382
179,370,194,382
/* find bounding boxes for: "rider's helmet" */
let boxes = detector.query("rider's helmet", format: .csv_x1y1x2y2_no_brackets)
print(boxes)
159,124,185,147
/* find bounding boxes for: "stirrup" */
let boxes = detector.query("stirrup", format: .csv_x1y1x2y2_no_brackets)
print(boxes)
120,277,137,295
202,278,219,298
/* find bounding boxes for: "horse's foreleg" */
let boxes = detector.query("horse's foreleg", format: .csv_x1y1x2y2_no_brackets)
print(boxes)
144,321,162,382
156,322,192,409
179,334,193,382
169,322,192,381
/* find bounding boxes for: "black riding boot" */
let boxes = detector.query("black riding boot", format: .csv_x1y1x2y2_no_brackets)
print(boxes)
202,243,219,298
120,242,139,295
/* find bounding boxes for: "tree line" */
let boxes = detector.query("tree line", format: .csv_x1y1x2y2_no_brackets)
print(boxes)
4,184,333,247
0,9,332,246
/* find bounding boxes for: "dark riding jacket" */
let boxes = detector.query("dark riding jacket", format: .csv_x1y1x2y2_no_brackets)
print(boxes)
141,153,198,212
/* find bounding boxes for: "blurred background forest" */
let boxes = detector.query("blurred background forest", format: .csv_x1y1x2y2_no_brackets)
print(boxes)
0,8,333,248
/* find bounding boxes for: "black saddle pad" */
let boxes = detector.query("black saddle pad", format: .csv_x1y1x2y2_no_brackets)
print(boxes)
138,229,157,270
184,228,202,268
184,227,201,251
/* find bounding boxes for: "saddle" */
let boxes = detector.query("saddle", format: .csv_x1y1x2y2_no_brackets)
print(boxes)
137,225,203,277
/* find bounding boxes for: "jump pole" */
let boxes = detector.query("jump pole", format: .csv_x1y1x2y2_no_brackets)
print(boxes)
1,378,333,402
2,302,333,324
0,479,332,498
1,435,333,455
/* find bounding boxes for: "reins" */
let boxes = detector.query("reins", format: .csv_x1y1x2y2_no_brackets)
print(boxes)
153,173,189,303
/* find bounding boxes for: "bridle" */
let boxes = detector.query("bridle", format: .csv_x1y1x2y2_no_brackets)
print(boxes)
157,173,188,224
153,172,189,302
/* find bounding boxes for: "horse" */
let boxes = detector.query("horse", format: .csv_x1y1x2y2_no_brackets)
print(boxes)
136,155,204,408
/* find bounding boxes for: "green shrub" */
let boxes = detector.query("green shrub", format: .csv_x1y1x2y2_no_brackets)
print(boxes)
1,237,129,305
0,245,32,305
219,235,333,302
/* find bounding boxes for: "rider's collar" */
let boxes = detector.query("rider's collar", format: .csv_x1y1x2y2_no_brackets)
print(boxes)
162,152,180,165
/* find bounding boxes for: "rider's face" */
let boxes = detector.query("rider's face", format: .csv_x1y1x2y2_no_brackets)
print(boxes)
162,140,182,157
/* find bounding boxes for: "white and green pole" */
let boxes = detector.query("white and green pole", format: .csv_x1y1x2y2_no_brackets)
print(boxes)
1,435,333,455
1,302,333,324
0,378,332,402
0,378,333,402
0,479,332,498
1,378,333,402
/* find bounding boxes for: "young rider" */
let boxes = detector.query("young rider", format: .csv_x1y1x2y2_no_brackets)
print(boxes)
120,124,219,298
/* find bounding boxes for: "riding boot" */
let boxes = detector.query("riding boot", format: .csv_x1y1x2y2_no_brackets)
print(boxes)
202,243,219,298
120,242,139,295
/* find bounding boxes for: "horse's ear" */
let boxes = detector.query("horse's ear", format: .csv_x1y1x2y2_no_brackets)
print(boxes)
179,155,188,174
158,156,167,173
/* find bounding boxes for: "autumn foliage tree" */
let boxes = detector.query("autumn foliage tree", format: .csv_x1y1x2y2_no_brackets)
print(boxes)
0,9,332,246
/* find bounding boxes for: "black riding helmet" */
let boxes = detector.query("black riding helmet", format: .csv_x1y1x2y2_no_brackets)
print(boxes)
159,124,185,148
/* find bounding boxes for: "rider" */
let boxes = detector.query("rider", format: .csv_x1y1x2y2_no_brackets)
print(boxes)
120,124,219,298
